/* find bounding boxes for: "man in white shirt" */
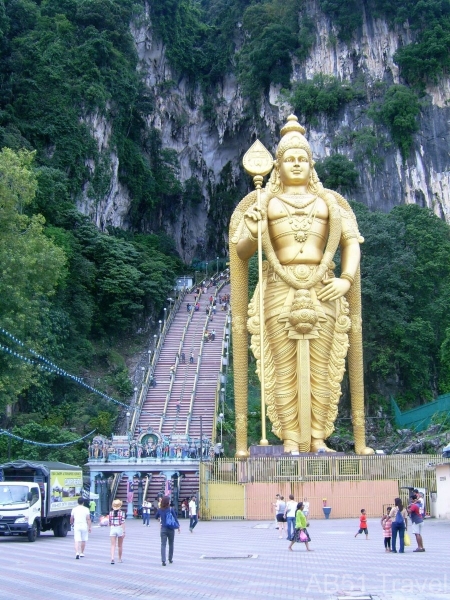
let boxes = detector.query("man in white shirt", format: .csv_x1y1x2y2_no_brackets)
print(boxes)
189,496,198,533
284,494,297,541
303,498,310,518
70,497,91,559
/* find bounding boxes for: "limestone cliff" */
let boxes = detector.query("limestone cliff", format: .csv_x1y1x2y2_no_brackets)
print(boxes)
76,0,450,262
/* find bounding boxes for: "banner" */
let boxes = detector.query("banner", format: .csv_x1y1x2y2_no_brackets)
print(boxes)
49,470,83,512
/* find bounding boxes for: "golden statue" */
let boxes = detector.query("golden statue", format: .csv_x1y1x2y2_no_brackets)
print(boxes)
229,115,373,457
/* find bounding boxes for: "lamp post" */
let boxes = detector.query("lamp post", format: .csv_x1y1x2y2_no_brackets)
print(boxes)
158,319,162,334
126,411,131,435
163,307,167,326
134,386,138,402
148,349,152,364
153,334,157,348
200,415,203,463
219,413,224,446
205,261,208,277
221,387,225,415
216,256,219,274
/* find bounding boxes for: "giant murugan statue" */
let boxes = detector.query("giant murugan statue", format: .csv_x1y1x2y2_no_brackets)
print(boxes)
229,115,373,457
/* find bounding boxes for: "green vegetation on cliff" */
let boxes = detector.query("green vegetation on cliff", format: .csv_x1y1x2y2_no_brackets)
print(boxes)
0,0,449,457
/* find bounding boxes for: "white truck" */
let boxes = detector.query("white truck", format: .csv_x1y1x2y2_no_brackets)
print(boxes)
0,460,83,542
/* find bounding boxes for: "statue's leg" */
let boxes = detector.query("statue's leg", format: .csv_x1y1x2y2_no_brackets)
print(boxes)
310,305,336,452
265,282,301,452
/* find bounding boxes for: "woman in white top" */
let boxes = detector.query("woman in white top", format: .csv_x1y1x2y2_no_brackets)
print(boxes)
275,496,287,539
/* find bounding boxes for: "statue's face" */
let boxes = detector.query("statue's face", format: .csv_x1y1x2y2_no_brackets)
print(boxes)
279,148,311,186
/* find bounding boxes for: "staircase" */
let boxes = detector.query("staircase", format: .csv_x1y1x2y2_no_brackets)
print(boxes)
137,283,230,442
110,279,230,510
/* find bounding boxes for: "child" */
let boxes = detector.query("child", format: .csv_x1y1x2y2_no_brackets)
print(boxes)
354,509,369,539
381,506,392,552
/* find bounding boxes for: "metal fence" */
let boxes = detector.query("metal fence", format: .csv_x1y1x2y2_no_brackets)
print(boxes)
200,454,448,520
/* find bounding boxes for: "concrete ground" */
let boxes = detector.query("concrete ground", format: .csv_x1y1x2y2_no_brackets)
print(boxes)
1,516,449,600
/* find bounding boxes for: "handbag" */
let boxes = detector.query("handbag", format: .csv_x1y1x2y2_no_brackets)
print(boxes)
404,531,411,547
299,529,308,542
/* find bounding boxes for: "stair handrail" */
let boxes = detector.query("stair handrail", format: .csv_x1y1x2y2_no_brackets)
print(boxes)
159,296,197,430
185,327,209,435
128,290,186,438
110,472,122,503
185,283,223,436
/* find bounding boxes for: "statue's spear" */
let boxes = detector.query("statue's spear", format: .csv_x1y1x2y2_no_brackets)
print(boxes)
242,140,274,446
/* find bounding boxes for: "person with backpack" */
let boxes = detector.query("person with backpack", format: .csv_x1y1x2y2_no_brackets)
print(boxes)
155,495,180,566
388,497,408,553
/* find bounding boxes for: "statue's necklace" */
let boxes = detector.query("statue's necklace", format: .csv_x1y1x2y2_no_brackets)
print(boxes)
282,197,318,251
279,193,317,210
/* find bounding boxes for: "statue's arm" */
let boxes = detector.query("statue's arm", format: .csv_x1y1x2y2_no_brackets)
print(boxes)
340,237,361,282
235,197,267,261
236,227,258,260
317,203,361,302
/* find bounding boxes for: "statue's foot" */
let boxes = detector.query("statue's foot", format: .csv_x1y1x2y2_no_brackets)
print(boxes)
356,446,375,455
310,438,336,453
284,441,299,453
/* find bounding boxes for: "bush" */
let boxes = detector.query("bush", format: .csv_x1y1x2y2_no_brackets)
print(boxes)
394,20,450,87
289,74,356,124
332,126,391,171
368,85,420,159
318,0,363,42
315,154,359,193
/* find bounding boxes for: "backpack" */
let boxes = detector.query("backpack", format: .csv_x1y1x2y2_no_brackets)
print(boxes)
395,508,404,524
165,509,179,530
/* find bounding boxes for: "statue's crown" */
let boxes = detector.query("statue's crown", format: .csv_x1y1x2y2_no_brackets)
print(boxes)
276,115,311,161
280,114,306,137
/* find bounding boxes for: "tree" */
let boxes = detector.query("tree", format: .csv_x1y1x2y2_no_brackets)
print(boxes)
0,148,66,410
315,154,359,194
353,202,450,407
368,85,420,159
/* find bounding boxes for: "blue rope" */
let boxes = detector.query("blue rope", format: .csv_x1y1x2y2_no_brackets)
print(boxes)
0,428,96,447
0,328,130,408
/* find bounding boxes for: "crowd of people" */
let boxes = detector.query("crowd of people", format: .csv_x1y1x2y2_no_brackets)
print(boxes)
379,490,426,553
70,487,428,566
273,493,311,551
272,489,427,554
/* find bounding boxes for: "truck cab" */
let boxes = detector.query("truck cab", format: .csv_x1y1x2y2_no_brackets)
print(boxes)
0,481,42,541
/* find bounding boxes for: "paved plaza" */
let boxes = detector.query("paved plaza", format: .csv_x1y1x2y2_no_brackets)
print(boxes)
1,516,449,600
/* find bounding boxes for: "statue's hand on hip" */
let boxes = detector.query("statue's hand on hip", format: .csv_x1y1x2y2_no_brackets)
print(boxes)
244,206,267,238
317,277,351,302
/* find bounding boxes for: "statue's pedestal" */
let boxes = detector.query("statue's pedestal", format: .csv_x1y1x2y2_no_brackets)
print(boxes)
249,445,347,457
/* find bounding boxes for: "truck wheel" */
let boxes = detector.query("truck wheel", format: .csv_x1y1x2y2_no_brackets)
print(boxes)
59,516,69,537
54,516,69,537
27,523,37,543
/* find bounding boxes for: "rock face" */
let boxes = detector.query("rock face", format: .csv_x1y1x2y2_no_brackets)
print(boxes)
76,1,450,261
